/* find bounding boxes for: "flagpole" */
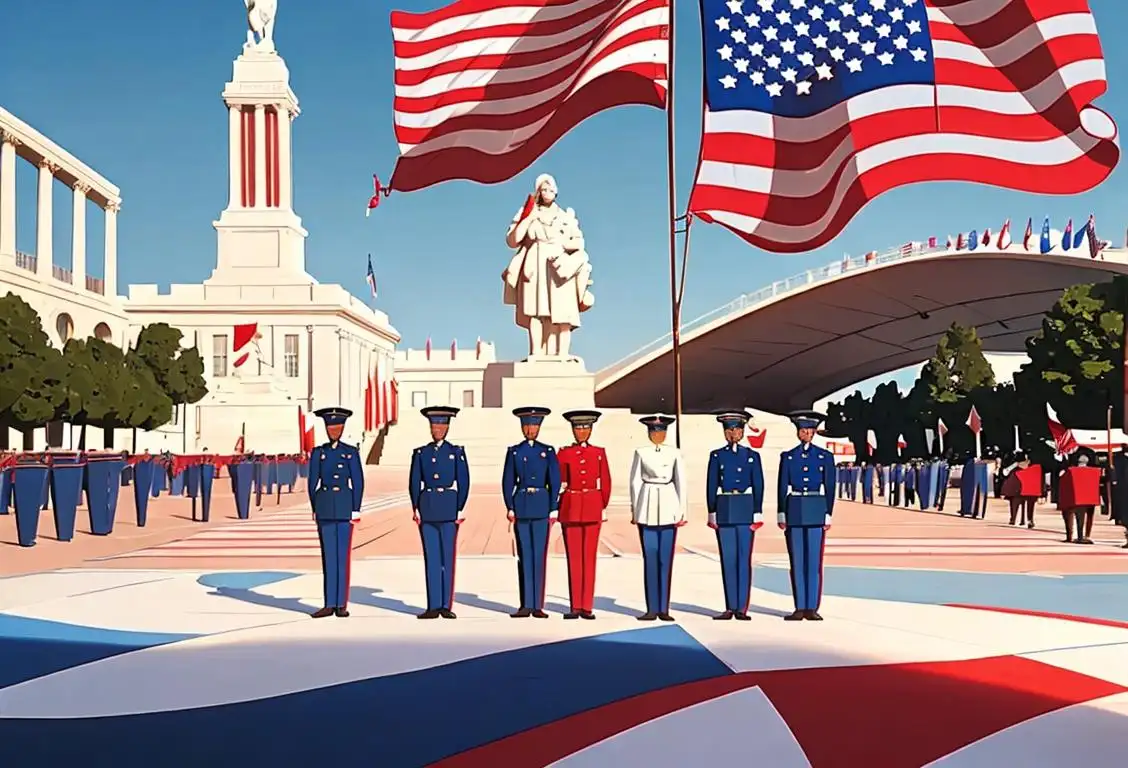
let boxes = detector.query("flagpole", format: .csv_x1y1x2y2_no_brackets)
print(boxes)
665,0,683,447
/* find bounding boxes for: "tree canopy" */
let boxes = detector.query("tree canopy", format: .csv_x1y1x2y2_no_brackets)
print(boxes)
827,277,1124,463
132,323,208,407
0,300,206,446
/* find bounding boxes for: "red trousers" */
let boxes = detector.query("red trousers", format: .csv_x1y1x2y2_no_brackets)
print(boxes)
561,522,601,612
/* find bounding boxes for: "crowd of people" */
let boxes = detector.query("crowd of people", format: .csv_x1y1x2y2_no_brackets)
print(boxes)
835,446,1128,548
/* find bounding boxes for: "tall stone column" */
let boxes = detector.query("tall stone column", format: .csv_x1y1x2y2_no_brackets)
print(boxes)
36,159,58,280
227,105,241,209
104,202,119,297
253,105,267,208
71,182,89,289
0,132,18,256
278,108,293,209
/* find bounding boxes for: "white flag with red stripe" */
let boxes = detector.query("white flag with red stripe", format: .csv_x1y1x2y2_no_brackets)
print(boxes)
866,430,877,451
937,418,948,436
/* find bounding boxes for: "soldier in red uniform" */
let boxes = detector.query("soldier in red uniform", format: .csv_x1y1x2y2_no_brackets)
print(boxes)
557,410,612,619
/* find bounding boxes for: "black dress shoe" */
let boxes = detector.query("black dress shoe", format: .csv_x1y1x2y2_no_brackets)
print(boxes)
581,611,596,620
805,610,824,621
783,610,805,621
734,612,752,621
417,609,441,619
637,612,658,621
510,608,532,618
658,613,675,622
334,608,350,618
440,609,457,619
563,612,581,620
310,607,335,619
532,610,549,619
713,611,734,621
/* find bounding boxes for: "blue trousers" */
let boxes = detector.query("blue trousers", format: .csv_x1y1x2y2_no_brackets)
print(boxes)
785,526,826,612
638,524,677,615
419,521,459,611
513,518,550,611
317,521,354,608
715,524,754,612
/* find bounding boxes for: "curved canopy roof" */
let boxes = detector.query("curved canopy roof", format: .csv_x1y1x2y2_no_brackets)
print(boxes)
595,248,1128,414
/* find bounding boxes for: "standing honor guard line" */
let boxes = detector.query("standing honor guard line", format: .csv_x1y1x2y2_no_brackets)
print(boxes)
502,407,560,619
779,411,837,622
706,410,764,621
557,410,612,620
307,408,364,619
629,414,686,622
409,406,470,620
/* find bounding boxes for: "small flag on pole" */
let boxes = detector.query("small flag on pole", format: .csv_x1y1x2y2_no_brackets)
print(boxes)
866,430,877,451
1086,214,1102,259
997,219,1011,249
966,406,982,434
1061,218,1074,251
366,175,383,217
425,337,432,359
1039,217,1052,254
366,254,377,298
1022,217,1033,250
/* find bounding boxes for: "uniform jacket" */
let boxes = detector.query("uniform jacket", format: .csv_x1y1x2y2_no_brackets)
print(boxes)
629,445,687,526
502,440,561,520
891,464,904,483
409,440,470,523
308,442,365,521
706,443,765,525
557,443,611,524
777,442,836,527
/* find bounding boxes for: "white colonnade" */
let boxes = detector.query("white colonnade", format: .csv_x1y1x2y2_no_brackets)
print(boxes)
0,116,122,299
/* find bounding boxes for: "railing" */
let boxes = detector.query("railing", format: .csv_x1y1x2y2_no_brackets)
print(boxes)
52,264,72,284
596,243,946,383
85,275,104,295
14,250,36,273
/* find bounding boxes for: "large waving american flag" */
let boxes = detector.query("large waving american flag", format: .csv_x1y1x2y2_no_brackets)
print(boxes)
389,0,670,193
688,0,1119,253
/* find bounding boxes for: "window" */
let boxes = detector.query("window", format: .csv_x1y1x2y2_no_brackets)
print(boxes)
212,334,228,378
462,389,474,407
411,391,427,408
284,334,300,377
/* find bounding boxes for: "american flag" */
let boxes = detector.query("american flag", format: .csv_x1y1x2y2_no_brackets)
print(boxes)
366,254,378,299
388,0,670,193
688,0,1119,253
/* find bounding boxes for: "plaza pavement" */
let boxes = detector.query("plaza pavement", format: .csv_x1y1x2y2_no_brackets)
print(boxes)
3,467,1128,765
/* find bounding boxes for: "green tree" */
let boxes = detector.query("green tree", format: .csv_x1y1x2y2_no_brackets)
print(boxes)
869,381,908,462
59,338,134,449
927,322,995,402
132,323,209,411
1019,279,1125,428
0,293,67,449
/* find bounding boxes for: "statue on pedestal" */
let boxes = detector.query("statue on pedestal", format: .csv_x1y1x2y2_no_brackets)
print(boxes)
244,0,278,52
502,174,595,361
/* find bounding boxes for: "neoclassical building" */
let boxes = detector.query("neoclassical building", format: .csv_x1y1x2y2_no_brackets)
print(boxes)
0,44,398,455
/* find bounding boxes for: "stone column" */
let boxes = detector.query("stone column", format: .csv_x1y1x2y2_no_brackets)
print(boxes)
0,132,18,256
278,108,293,209
71,181,89,289
36,159,58,280
104,202,119,298
227,105,241,209
253,105,266,208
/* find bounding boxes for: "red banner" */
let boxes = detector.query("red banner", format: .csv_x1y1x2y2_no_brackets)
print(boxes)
1015,465,1043,497
1059,466,1102,509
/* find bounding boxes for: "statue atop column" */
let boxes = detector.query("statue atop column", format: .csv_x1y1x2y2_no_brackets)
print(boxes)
502,174,595,361
244,0,278,52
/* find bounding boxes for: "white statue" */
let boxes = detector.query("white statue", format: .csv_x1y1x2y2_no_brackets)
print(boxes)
502,174,595,361
244,0,278,51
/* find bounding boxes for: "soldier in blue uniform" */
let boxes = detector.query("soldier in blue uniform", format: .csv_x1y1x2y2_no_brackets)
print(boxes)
705,410,764,621
861,463,875,504
307,407,365,619
777,411,836,621
502,406,560,618
846,463,858,500
409,406,471,620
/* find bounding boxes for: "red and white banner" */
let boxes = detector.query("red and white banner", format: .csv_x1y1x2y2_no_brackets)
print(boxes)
233,323,260,368
966,406,982,435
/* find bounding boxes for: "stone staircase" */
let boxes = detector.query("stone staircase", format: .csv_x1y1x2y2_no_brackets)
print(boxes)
378,407,799,519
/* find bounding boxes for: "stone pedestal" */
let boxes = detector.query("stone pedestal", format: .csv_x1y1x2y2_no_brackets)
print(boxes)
198,377,302,453
488,357,596,410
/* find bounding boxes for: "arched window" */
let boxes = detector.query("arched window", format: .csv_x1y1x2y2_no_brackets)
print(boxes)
55,313,74,344
93,322,112,342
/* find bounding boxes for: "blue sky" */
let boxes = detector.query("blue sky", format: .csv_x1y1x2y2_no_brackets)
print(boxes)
2,0,1125,394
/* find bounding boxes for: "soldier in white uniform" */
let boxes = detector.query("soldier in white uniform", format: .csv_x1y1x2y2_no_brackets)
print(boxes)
629,415,687,621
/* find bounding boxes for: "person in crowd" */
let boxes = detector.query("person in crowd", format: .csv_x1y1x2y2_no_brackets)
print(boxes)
1059,452,1098,544
1113,444,1128,548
